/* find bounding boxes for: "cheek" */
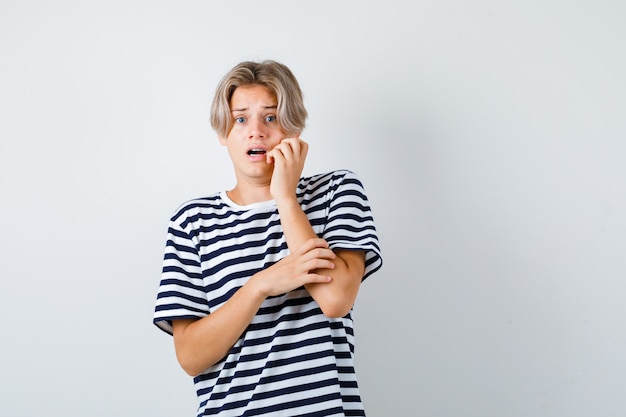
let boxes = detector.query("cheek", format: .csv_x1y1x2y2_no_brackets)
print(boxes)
276,129,293,141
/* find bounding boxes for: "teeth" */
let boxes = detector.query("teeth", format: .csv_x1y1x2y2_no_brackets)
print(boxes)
248,149,266,155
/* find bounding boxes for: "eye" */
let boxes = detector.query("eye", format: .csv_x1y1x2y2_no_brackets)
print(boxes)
265,115,277,123
235,116,246,124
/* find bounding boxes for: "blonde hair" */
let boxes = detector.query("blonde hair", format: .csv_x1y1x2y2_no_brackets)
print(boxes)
210,60,308,138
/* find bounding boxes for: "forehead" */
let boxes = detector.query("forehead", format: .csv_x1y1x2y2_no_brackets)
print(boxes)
230,85,277,109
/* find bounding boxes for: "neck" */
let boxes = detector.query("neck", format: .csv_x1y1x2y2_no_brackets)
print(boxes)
226,182,273,206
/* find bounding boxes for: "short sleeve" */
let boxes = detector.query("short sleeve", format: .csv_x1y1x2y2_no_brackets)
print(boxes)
322,171,383,281
153,215,210,335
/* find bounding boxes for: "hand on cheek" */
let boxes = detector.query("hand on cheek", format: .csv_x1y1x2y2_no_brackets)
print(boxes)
267,138,308,200
266,138,295,165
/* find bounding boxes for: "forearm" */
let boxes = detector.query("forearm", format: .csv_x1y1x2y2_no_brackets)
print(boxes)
172,279,267,376
275,197,318,249
275,197,364,318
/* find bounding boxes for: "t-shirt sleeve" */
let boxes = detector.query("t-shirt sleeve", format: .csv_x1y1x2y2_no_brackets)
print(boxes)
153,213,210,335
322,170,383,281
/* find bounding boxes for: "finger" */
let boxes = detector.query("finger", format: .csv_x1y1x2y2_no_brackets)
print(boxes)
304,258,335,272
299,139,308,158
282,138,305,157
298,238,330,254
266,147,284,165
301,273,332,285
313,247,336,260
301,246,335,262
269,144,289,162
287,138,300,157
276,140,296,162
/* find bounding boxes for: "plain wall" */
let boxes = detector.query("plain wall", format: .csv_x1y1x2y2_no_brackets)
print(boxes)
1,1,625,416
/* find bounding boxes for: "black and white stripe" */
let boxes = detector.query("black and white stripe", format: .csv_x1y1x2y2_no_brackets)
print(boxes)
154,170,382,416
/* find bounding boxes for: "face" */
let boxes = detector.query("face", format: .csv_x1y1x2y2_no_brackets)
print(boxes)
220,85,289,183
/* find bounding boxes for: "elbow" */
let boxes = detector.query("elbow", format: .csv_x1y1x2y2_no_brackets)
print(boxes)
310,282,360,318
172,319,219,377
174,339,216,377
177,352,202,377
318,298,354,319
185,368,203,378
182,365,202,378
175,341,225,377
177,351,208,377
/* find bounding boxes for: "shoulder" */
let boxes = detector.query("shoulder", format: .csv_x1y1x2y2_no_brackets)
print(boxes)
297,170,368,204
299,169,362,190
169,192,225,226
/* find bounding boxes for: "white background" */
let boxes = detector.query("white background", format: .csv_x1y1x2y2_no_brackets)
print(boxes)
1,1,625,416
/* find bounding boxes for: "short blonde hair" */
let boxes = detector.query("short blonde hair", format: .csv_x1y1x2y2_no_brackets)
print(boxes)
210,60,308,138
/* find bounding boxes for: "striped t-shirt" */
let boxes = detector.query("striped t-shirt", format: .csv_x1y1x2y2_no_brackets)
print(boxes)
154,170,382,416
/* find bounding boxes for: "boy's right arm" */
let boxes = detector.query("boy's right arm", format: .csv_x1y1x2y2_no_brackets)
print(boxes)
172,280,266,377
171,238,335,377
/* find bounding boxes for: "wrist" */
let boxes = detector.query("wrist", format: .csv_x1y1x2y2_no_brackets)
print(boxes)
273,194,300,210
243,272,271,302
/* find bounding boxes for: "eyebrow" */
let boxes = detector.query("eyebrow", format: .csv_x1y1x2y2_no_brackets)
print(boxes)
231,105,277,112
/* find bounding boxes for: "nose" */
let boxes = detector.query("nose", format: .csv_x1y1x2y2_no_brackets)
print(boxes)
248,116,266,139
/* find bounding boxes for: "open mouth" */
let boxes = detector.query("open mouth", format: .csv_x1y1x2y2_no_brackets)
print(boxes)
247,148,267,155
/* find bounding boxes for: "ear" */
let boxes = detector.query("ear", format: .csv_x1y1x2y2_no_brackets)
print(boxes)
218,135,228,146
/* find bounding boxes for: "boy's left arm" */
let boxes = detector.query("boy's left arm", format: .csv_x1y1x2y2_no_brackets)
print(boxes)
268,138,365,318
275,197,365,318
